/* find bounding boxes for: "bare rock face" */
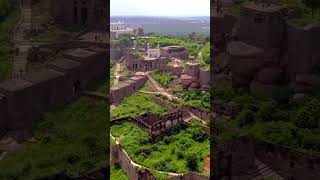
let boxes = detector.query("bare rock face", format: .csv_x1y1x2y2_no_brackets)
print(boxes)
180,74,196,87
256,66,284,84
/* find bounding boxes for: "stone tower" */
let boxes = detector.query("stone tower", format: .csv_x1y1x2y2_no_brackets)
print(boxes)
238,2,287,55
51,0,107,29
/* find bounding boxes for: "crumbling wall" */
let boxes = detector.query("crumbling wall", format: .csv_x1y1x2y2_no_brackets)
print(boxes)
151,95,179,112
110,144,156,180
159,66,184,76
199,69,210,89
110,76,147,104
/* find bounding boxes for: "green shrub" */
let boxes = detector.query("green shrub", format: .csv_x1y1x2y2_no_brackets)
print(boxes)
236,109,256,127
295,98,320,129
255,100,277,122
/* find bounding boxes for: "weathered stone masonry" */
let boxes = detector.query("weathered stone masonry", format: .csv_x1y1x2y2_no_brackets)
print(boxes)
0,46,107,140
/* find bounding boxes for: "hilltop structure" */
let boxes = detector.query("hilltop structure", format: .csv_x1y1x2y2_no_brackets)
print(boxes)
213,1,320,97
110,22,134,39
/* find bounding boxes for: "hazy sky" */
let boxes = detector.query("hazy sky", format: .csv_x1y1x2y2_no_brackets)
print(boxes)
111,0,210,17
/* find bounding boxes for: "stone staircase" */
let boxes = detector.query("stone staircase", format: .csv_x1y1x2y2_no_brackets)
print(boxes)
12,0,32,79
250,159,284,180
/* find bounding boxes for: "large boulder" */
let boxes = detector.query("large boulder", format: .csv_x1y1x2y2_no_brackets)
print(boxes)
180,74,196,87
227,41,268,79
256,66,284,84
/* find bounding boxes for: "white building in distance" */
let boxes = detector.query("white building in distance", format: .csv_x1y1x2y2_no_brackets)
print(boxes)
110,22,134,39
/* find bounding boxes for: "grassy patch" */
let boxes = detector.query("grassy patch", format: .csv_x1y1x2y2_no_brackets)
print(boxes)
0,97,107,180
110,163,128,180
111,122,209,174
150,71,175,88
174,89,210,110
111,92,167,120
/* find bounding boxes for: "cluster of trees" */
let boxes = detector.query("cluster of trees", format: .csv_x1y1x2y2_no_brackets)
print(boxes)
174,89,210,110
231,95,320,152
111,123,209,174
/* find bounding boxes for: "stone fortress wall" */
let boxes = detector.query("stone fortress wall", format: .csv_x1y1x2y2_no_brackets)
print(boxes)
0,43,108,141
110,144,156,180
110,75,148,104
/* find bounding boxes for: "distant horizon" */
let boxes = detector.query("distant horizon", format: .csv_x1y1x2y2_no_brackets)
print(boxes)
110,15,210,18
111,0,209,17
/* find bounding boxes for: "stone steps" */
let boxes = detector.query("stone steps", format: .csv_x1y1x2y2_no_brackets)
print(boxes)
250,159,284,180
12,0,32,79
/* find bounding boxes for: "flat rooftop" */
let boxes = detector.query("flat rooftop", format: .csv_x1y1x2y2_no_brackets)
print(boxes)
25,69,64,84
161,46,184,50
50,58,81,71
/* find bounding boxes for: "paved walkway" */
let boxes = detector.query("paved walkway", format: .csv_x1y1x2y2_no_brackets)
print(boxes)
12,0,32,79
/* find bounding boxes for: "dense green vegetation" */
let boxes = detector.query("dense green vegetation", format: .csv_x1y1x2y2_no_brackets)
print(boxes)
110,163,128,180
213,86,320,154
111,92,167,120
111,122,209,174
174,89,210,110
0,0,19,80
137,34,210,68
0,97,107,179
150,71,175,88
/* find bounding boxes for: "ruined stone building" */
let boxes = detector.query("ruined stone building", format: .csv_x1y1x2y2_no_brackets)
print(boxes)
51,0,107,29
110,75,147,104
160,46,189,59
180,63,210,89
